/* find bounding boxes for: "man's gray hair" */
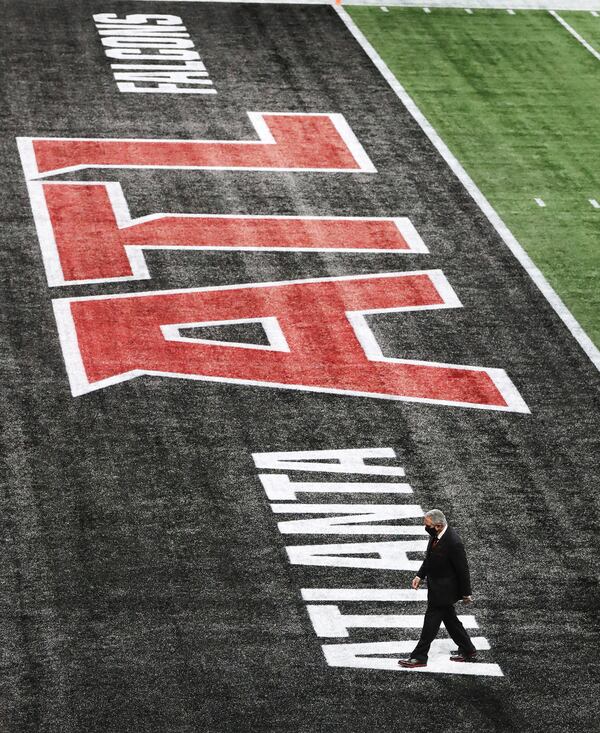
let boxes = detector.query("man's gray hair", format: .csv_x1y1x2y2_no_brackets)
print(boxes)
424,509,447,526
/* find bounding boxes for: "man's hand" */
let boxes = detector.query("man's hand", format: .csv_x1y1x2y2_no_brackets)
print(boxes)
411,576,421,590
461,595,473,604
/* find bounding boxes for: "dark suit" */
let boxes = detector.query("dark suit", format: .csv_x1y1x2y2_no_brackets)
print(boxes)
411,526,476,661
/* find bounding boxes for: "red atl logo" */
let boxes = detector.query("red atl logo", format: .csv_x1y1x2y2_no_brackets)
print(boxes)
18,111,528,412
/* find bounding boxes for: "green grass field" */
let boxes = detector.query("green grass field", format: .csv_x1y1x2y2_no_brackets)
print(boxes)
349,7,600,348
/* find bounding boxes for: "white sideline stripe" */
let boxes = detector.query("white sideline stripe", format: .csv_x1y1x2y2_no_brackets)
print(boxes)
534,197,546,207
336,4,600,371
589,198,600,208
122,1,600,11
551,10,600,61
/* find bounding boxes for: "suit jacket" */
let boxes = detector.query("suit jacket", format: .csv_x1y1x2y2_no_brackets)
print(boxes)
417,526,472,606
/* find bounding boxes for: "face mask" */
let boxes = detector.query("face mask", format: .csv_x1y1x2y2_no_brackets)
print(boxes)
425,525,437,537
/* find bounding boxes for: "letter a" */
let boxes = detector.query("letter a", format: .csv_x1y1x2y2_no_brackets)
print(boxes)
52,271,528,411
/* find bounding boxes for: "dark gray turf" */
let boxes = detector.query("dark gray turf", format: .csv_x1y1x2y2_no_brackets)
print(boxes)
1,2,599,731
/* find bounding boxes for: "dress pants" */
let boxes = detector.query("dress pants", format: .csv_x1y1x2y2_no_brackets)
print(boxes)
411,603,476,661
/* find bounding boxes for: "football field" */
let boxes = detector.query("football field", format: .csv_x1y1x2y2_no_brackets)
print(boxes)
349,4,600,348
1,1,598,731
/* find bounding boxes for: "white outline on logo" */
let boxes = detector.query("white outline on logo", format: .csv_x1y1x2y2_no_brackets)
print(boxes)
24,180,428,286
160,316,290,352
52,270,529,413
16,111,377,179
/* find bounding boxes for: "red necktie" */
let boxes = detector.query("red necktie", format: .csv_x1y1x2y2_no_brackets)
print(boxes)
432,538,439,549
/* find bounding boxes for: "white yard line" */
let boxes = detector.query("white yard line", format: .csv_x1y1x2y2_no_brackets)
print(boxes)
550,11,600,61
336,4,600,370
346,0,600,5
123,0,600,10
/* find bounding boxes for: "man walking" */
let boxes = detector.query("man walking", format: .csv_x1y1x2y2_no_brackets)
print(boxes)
399,509,477,668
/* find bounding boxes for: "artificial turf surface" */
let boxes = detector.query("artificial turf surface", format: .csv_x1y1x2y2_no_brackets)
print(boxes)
2,3,599,730
348,7,600,349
